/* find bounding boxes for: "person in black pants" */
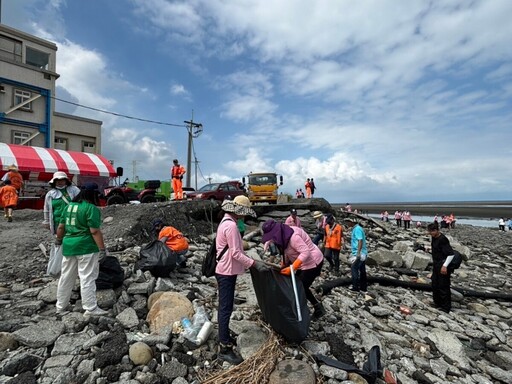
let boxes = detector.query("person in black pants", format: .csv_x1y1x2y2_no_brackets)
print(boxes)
427,222,455,313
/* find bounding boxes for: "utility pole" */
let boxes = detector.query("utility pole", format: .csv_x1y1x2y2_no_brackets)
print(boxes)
184,112,203,188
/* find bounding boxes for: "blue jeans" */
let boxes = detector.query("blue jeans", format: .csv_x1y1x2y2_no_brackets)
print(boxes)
215,274,237,344
351,258,367,291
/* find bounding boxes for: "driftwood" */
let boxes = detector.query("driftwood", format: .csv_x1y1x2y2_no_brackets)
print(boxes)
317,276,512,302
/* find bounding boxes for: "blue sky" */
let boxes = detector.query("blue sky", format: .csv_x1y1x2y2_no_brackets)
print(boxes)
3,0,512,203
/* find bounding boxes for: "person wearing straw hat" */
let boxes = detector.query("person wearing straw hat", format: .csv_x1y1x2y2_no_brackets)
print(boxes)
1,164,24,193
261,219,326,319
215,195,267,365
311,210,326,245
43,172,81,235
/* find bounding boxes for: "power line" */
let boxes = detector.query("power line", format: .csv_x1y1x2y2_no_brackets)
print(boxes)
52,96,185,127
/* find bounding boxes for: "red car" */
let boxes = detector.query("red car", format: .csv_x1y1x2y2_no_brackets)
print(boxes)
187,182,245,201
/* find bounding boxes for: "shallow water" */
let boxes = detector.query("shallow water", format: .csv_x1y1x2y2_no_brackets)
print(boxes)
368,213,505,229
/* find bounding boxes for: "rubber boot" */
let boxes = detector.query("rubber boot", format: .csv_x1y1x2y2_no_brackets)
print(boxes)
218,343,243,365
313,302,326,319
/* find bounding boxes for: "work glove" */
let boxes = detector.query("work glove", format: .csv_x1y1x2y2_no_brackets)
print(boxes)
280,259,302,276
98,249,108,263
55,237,63,246
251,260,269,272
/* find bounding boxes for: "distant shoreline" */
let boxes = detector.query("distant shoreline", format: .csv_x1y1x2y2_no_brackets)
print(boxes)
331,202,512,219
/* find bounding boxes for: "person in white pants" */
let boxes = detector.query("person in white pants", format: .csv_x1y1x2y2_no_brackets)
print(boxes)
55,183,108,317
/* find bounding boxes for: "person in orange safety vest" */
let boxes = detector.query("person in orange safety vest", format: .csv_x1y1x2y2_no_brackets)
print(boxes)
323,214,343,273
0,180,19,222
152,218,189,268
171,159,186,200
1,164,24,193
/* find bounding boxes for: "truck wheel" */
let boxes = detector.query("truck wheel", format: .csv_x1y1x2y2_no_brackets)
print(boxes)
107,195,124,205
141,195,156,204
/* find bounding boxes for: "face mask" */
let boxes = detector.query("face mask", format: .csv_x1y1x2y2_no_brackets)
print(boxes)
56,185,66,190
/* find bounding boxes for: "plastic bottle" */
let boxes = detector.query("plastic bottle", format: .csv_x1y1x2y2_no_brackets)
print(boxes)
181,317,198,341
195,321,213,345
192,306,209,334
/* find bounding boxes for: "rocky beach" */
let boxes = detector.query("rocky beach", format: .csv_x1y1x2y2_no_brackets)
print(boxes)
0,198,511,384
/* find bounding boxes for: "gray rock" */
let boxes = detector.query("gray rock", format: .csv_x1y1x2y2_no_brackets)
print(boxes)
12,320,65,348
116,307,140,329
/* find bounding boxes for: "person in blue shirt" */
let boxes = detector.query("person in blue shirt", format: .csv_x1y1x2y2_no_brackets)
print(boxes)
345,219,368,292
507,218,512,231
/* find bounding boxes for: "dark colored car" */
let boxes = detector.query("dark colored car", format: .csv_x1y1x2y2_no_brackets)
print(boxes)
187,182,245,201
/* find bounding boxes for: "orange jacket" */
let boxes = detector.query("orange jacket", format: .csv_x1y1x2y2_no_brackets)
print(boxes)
324,223,343,250
0,185,19,207
158,226,189,252
5,171,23,191
171,165,186,178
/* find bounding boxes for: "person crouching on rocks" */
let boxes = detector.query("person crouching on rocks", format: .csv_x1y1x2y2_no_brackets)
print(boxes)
152,218,189,268
261,219,326,319
216,196,267,365
55,183,109,317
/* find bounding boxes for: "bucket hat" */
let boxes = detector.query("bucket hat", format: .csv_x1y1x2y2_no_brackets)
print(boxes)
221,195,256,217
6,164,18,171
49,171,70,185
312,211,323,219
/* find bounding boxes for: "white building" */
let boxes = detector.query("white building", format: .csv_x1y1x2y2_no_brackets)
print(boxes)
0,23,102,153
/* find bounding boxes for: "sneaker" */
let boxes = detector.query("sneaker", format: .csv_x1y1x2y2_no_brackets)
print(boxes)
83,307,109,317
7,216,12,222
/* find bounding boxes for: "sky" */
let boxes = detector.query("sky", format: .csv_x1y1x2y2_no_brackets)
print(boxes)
2,0,512,203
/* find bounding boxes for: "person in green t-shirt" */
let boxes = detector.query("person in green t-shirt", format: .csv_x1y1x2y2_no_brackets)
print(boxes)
55,183,109,317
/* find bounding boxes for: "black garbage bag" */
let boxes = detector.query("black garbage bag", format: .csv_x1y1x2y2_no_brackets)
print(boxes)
137,240,177,277
315,345,382,384
96,256,125,290
250,268,310,343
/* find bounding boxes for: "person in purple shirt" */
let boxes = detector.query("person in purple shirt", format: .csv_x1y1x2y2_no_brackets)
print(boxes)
261,219,326,319
215,195,267,365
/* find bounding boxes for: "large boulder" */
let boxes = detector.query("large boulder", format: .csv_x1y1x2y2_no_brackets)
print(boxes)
368,249,403,268
146,292,194,333
403,250,431,270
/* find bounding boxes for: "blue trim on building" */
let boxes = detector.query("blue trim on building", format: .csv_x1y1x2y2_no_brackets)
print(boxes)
0,77,51,148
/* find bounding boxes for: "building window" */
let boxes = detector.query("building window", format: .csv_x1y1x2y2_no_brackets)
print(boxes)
55,137,68,150
0,35,22,63
82,141,96,153
12,131,31,145
26,46,50,70
14,89,32,111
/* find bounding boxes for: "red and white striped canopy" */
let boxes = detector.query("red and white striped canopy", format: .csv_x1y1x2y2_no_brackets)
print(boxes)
0,143,117,180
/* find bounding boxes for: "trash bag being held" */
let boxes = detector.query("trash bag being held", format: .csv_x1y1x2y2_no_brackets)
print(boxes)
137,240,177,277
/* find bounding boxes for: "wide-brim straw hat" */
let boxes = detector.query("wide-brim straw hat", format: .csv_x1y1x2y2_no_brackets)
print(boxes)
312,211,323,219
7,164,18,171
221,195,256,218
49,171,70,184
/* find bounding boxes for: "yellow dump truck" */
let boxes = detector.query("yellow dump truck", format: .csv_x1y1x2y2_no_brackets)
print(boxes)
242,172,283,204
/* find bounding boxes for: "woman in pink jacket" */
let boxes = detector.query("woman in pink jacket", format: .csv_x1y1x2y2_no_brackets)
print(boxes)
215,196,266,365
261,219,325,319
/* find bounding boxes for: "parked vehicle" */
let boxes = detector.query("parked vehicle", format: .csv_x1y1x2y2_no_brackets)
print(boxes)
242,172,283,204
187,181,245,201
103,179,166,205
170,187,195,200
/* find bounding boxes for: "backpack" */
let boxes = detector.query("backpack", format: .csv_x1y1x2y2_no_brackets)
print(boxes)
201,218,233,277
449,250,463,270
201,237,228,277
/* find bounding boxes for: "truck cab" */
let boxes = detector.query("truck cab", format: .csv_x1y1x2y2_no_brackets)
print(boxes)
242,172,283,205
